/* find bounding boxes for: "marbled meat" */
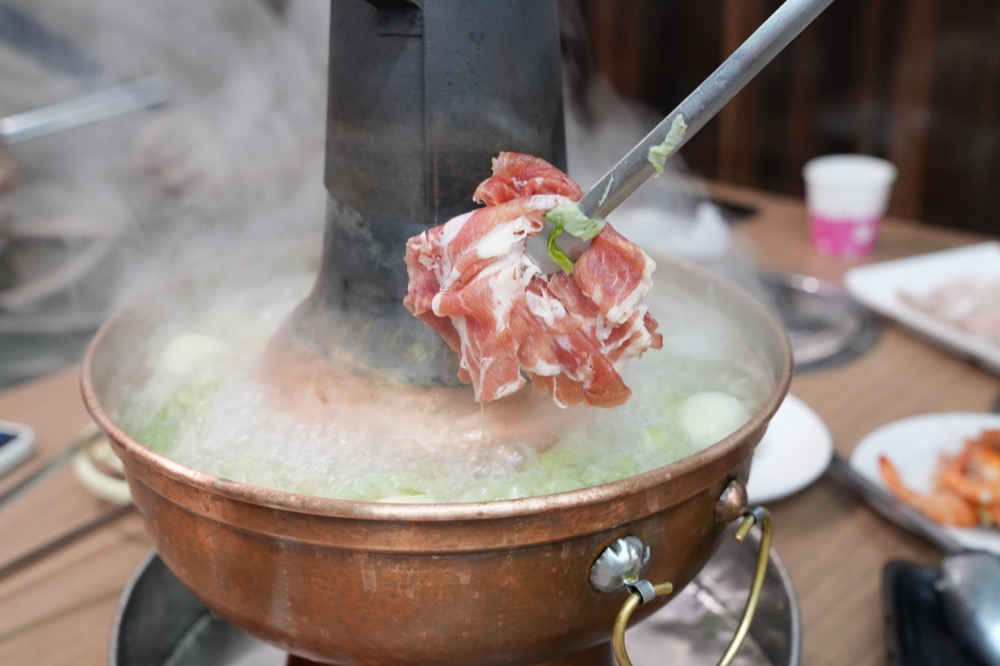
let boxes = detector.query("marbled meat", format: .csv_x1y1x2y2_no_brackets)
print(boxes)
404,152,661,408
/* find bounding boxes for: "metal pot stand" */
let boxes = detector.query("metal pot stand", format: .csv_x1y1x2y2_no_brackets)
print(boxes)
110,529,801,666
759,270,881,374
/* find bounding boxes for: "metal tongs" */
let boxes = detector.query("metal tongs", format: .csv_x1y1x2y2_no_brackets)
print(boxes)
531,0,835,273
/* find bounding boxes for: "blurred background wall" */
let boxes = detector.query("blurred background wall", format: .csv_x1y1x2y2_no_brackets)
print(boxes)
573,0,1000,235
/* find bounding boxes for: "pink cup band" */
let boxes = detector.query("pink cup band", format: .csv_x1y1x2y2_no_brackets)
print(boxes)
809,214,881,257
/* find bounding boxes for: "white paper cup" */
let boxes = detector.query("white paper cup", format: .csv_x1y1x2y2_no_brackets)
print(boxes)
803,155,897,257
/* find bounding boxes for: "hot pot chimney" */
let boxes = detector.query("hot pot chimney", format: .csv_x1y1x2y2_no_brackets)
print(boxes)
288,0,567,385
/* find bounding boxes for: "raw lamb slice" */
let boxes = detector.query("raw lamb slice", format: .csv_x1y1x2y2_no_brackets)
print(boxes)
404,152,662,408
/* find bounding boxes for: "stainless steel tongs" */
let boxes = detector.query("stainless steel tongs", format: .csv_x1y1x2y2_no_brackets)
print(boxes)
530,0,835,273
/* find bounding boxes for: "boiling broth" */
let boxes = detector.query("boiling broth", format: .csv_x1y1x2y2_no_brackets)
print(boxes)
116,253,769,503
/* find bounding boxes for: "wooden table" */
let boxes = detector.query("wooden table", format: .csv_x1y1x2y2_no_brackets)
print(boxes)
0,184,997,666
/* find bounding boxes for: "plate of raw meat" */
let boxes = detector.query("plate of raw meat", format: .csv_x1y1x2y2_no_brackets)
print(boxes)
845,242,1000,375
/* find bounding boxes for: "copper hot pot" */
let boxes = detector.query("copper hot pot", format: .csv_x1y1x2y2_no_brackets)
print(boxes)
81,246,792,665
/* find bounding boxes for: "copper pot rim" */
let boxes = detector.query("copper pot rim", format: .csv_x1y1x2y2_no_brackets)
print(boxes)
80,257,793,524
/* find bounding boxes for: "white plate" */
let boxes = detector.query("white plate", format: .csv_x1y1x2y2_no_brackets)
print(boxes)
851,412,1000,555
844,241,1000,374
748,394,832,503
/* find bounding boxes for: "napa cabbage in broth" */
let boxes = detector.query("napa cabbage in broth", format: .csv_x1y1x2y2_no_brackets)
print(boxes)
118,261,767,503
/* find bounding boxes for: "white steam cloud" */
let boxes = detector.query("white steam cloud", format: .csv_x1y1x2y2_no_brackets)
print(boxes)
0,0,329,384
0,0,761,387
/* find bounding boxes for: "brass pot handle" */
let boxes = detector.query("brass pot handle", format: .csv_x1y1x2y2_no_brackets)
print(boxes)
609,507,773,666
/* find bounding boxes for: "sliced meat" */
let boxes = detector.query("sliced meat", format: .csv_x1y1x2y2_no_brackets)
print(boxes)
474,152,583,206
404,152,661,408
574,225,656,325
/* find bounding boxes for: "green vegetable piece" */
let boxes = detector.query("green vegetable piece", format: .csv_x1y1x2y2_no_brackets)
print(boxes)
131,405,174,452
544,204,605,242
546,224,576,274
647,114,688,174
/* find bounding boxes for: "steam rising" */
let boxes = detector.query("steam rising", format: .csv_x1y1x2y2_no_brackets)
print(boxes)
0,1,760,387
0,0,329,368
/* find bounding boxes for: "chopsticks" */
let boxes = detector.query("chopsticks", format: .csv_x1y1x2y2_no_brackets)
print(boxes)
0,502,133,582
0,426,135,582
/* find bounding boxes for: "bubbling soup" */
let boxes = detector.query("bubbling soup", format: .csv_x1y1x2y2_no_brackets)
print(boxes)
113,247,769,503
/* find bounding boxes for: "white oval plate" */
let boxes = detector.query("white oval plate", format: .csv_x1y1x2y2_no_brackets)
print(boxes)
748,394,833,503
851,412,1000,554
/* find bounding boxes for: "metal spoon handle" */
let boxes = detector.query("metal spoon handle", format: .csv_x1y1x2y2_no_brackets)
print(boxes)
827,454,965,555
577,0,835,221
0,76,168,145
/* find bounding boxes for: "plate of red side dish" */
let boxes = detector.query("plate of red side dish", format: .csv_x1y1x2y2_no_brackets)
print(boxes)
845,241,1000,375
851,412,1000,555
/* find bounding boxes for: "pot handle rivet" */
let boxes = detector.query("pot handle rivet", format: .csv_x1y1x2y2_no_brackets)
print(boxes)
715,478,748,524
589,536,652,594
610,507,773,666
